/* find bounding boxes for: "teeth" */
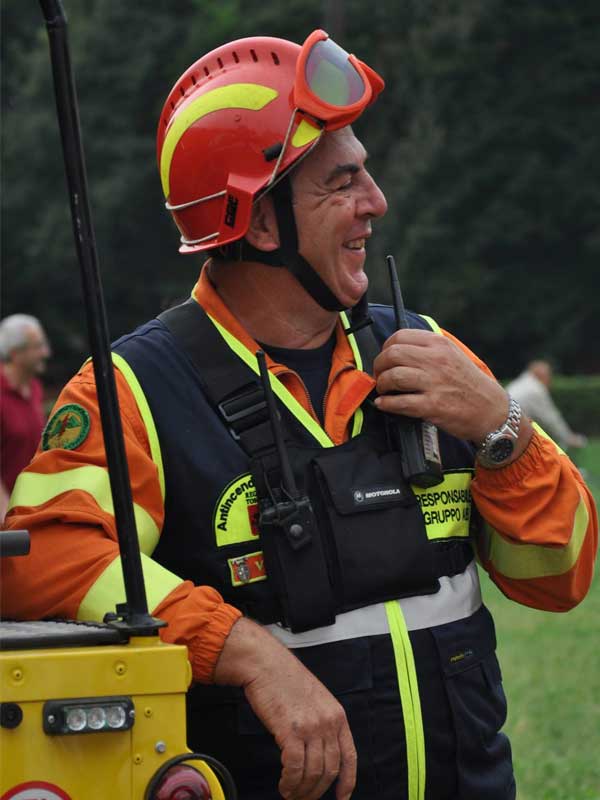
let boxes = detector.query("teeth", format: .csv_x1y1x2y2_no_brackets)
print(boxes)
345,239,365,250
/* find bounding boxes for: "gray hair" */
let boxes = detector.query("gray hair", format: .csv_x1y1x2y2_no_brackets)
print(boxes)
0,314,45,361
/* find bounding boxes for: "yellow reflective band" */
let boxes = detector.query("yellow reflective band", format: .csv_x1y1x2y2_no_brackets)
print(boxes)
8,466,159,555
351,406,364,438
112,351,165,502
412,470,473,541
340,310,364,371
532,421,567,455
291,118,322,148
485,495,589,580
418,314,442,334
385,601,426,800
77,553,183,621
160,84,278,196
209,313,334,448
341,310,365,437
214,473,260,547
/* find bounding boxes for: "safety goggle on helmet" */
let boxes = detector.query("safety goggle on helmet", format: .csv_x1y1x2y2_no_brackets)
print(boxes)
157,29,384,254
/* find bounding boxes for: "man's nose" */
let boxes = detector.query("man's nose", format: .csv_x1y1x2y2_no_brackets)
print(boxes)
360,172,388,219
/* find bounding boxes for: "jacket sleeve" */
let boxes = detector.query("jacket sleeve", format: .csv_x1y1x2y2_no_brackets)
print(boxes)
0,360,240,683
442,329,598,611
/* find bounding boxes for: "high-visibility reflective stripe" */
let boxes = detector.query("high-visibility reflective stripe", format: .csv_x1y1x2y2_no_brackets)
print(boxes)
78,353,165,500
484,497,589,580
351,405,364,438
483,422,589,580
340,310,366,438
265,560,482,647
209,311,367,447
77,553,183,621
209,314,334,448
8,466,159,555
160,84,278,196
385,600,426,800
112,352,165,502
340,310,364,371
418,314,442,334
532,421,566,455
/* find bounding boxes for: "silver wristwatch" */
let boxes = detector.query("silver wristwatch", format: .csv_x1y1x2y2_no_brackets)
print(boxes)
476,396,522,468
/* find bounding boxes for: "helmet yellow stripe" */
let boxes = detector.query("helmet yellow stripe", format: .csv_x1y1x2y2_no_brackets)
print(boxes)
291,118,321,148
160,83,278,197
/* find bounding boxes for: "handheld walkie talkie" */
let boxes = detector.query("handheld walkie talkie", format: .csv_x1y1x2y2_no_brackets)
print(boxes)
385,255,444,488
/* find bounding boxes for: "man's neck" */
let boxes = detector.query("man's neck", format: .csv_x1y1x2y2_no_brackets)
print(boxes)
2,363,32,397
207,259,338,349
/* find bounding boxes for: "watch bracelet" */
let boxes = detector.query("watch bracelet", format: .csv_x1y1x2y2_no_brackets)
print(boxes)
477,396,522,458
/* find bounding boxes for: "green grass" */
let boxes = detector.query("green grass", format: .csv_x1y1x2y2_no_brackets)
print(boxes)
480,439,600,800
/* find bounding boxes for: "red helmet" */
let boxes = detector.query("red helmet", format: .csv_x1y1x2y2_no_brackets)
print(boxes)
157,32,384,256
157,36,321,254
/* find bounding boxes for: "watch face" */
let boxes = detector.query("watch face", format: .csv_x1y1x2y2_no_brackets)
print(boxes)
489,436,515,463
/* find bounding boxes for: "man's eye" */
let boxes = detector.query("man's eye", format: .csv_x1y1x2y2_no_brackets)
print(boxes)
336,179,353,191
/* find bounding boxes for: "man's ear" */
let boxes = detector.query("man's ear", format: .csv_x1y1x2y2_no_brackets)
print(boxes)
245,195,280,252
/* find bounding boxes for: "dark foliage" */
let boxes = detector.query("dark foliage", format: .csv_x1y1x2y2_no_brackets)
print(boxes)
2,0,598,386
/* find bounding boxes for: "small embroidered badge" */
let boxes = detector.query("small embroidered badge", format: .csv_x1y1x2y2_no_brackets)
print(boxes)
42,403,91,451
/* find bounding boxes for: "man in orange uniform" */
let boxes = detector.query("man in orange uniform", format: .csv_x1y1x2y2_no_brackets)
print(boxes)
2,30,597,800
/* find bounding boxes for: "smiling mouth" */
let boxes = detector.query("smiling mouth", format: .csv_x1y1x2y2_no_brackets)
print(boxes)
344,238,366,250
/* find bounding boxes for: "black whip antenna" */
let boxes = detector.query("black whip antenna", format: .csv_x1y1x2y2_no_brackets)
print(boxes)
39,0,162,634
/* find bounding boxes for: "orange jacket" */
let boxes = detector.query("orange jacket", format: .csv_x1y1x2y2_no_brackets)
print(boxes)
2,268,597,682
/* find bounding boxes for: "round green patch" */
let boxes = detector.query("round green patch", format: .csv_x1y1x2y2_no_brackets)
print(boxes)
42,403,91,451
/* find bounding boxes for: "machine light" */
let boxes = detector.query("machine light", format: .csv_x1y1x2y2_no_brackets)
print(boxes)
43,696,134,735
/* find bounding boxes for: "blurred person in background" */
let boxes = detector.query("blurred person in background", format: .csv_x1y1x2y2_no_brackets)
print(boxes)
506,360,587,451
0,314,51,520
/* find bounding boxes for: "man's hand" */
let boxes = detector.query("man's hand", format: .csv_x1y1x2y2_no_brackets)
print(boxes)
568,432,588,449
373,329,530,448
214,617,357,800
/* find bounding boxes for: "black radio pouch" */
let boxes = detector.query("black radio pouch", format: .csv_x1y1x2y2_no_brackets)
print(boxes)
251,433,440,632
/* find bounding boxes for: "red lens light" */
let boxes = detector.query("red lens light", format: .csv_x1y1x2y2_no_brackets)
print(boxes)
153,764,212,800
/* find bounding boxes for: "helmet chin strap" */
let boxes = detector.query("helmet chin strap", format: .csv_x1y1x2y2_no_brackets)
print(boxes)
240,176,371,334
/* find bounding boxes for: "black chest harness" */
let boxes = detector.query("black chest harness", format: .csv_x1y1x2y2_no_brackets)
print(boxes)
158,300,473,632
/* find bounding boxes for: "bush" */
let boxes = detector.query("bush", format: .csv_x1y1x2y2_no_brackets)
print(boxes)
550,375,600,437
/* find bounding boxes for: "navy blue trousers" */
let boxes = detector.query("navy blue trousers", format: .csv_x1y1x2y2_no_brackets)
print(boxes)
187,606,516,799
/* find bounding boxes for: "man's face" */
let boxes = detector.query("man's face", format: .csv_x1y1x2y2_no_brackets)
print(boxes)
13,326,51,377
290,127,388,309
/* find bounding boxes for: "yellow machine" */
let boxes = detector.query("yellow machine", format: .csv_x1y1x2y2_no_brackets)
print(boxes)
0,574,234,799
1,3,237,798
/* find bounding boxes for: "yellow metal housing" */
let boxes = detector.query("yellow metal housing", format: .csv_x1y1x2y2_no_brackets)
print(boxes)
0,636,225,799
